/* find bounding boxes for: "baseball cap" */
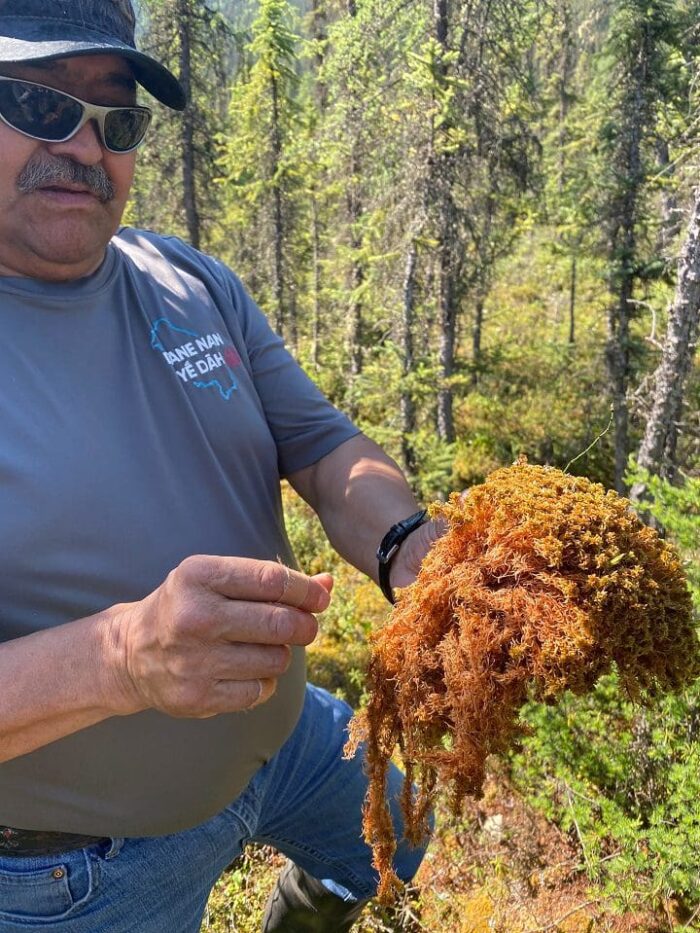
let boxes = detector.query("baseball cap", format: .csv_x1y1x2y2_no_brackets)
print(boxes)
0,0,186,111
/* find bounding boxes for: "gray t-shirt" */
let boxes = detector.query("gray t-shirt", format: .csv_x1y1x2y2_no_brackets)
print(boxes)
0,229,358,836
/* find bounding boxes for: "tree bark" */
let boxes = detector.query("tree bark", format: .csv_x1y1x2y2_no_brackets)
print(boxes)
400,239,419,477
434,0,448,46
436,192,458,443
604,17,652,493
178,0,201,249
568,253,577,346
606,301,631,494
269,69,286,337
655,138,681,256
311,194,321,369
310,0,328,111
471,195,494,388
557,1,575,194
632,187,700,497
347,167,364,383
434,0,458,444
472,290,484,389
345,0,363,415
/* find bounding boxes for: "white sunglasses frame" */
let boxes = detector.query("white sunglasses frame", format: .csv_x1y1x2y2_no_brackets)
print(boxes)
0,76,152,154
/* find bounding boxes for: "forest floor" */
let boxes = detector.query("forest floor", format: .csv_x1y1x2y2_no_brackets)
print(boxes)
200,639,676,933
200,773,668,933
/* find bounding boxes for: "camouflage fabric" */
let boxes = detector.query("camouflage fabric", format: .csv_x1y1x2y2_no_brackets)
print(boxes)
0,826,106,856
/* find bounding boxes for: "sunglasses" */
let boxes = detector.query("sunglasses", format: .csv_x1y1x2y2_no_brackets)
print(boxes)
0,76,152,154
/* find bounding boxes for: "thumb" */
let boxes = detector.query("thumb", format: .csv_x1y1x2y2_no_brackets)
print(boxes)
311,572,334,596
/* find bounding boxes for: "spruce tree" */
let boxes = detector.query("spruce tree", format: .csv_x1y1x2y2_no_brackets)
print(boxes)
132,0,232,247
596,0,676,491
217,0,303,341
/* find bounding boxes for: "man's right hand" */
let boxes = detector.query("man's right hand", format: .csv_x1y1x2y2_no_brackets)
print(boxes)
104,556,331,719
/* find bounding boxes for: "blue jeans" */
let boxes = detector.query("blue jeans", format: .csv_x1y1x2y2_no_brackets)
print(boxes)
0,685,428,931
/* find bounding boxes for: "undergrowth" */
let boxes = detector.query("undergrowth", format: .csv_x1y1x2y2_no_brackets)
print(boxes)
510,470,700,926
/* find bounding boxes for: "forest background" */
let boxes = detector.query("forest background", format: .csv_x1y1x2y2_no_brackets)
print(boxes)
130,0,700,929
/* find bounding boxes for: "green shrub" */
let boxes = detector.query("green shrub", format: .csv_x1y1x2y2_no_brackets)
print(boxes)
511,676,700,917
509,468,700,920
627,465,700,610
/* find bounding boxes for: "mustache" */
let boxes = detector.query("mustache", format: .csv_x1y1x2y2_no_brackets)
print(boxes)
17,157,115,203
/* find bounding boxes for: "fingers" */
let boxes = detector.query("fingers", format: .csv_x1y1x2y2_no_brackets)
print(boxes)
312,572,334,594
167,677,276,719
252,677,276,707
205,642,292,679
202,601,319,647
388,520,444,591
208,676,277,716
277,564,310,608
174,645,292,712
427,516,448,540
181,555,331,613
211,676,273,713
119,557,331,720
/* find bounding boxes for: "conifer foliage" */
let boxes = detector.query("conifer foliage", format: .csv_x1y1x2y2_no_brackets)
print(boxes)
134,0,700,500
218,0,303,340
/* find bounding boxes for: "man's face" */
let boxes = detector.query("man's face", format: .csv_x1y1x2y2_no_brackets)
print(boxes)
0,54,138,282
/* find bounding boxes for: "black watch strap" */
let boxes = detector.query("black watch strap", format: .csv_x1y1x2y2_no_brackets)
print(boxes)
376,509,428,604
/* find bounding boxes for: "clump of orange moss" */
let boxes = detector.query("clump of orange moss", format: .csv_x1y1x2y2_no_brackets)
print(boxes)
346,462,699,901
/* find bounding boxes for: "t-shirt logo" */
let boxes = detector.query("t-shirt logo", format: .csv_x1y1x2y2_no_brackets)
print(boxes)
150,318,239,401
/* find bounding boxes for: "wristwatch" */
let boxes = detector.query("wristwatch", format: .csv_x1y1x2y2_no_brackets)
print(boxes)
376,509,428,604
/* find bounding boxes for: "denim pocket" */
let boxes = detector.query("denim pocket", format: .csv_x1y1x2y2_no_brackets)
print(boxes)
0,848,99,924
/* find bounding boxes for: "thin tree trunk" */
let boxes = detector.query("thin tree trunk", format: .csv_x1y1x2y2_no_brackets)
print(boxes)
434,0,457,444
347,160,364,385
311,0,328,111
605,24,650,493
557,1,575,194
270,70,285,337
558,2,577,352
606,296,632,493
606,196,637,494
400,240,419,477
311,194,321,369
471,196,494,388
655,138,681,256
178,0,200,249
437,195,457,444
472,291,484,389
632,188,700,497
345,0,363,412
434,0,448,46
569,254,577,346
288,288,298,353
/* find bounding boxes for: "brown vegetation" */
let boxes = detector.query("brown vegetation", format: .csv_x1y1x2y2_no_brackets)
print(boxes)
346,461,698,900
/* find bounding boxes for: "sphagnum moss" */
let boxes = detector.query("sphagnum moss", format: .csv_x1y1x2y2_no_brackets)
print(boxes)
345,462,699,901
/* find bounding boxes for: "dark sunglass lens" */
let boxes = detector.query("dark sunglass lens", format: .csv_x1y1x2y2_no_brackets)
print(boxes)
103,108,150,152
0,80,83,140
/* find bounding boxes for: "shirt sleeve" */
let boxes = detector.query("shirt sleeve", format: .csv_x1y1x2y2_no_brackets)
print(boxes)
216,264,360,477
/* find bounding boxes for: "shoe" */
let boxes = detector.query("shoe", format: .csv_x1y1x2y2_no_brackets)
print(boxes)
261,860,370,932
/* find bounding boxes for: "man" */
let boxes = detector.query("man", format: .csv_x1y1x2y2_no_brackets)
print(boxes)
0,2,441,931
